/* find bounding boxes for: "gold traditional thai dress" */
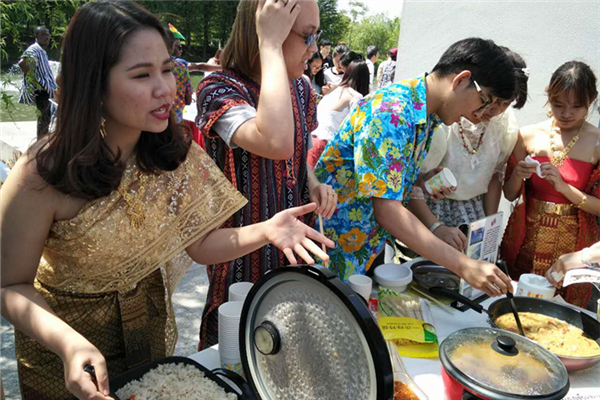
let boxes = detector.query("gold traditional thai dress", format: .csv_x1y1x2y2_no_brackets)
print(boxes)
15,142,247,399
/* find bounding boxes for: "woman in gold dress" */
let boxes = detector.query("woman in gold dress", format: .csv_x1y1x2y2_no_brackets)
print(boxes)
0,2,333,400
501,61,600,308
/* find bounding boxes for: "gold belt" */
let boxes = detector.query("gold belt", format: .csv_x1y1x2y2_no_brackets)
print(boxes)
529,198,578,216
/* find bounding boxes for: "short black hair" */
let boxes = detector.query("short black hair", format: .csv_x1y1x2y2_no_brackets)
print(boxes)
432,37,516,100
332,44,349,58
34,26,48,36
366,45,379,59
340,51,364,68
320,39,332,47
500,46,528,109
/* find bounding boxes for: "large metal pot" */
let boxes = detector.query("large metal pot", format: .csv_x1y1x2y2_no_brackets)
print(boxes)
430,287,600,372
440,327,570,400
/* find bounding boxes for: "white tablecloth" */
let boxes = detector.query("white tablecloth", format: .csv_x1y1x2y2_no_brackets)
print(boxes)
189,296,600,399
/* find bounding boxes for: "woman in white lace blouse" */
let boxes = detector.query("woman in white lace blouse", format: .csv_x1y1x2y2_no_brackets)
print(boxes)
408,48,529,251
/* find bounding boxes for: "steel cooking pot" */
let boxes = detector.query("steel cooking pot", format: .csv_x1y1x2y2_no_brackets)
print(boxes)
440,328,569,400
430,287,600,372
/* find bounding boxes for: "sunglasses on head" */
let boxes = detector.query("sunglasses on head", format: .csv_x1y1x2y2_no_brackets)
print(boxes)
291,29,322,47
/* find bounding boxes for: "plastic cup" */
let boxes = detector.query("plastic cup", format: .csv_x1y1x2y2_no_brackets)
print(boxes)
424,168,457,194
229,282,254,303
348,275,372,301
516,274,556,300
218,301,243,359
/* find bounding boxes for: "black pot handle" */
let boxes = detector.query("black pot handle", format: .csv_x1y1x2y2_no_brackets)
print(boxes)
429,287,487,314
211,368,256,399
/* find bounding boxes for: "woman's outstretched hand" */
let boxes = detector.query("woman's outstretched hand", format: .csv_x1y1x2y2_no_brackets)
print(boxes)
265,203,335,265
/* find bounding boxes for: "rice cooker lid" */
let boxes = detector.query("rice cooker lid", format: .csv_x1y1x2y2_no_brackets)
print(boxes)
440,328,569,399
239,265,393,400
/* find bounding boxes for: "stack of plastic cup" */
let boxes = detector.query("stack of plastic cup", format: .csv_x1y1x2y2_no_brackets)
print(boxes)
229,282,254,303
218,301,244,376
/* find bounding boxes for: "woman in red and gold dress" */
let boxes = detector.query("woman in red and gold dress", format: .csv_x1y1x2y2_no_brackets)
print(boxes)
501,61,600,309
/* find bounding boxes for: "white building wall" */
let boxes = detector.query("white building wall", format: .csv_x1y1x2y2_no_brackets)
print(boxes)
395,0,600,127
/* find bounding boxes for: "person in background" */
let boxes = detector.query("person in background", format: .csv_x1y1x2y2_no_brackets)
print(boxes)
165,29,192,123
408,47,529,251
501,61,600,309
377,47,397,89
319,38,333,69
323,43,349,90
188,48,223,75
194,0,337,350
307,59,369,168
365,45,379,92
314,38,517,297
18,26,57,139
303,51,324,95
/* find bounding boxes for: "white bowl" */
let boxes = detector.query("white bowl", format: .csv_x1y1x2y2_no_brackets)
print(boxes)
374,263,413,292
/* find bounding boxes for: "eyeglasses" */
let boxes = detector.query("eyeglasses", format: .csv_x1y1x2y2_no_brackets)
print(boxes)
471,77,494,113
291,29,322,47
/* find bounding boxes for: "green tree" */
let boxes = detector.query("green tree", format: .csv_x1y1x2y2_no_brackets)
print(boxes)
344,0,367,49
351,13,400,56
318,0,349,46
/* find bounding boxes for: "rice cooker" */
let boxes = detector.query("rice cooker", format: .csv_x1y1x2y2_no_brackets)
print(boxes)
239,264,394,400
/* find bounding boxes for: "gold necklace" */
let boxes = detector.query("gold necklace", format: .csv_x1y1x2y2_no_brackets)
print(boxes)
119,172,148,229
549,120,584,167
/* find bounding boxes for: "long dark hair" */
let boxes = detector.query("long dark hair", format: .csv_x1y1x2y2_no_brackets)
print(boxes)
546,61,598,109
340,60,370,97
35,1,190,200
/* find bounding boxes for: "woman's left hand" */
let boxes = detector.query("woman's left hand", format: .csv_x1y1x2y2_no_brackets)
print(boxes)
309,183,338,219
265,203,335,265
540,163,568,192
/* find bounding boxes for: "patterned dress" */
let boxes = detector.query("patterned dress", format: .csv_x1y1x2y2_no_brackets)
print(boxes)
172,57,192,123
314,75,440,281
195,70,317,348
15,143,247,399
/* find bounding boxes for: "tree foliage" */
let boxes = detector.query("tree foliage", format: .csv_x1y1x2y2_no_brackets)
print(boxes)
317,0,350,46
349,13,400,56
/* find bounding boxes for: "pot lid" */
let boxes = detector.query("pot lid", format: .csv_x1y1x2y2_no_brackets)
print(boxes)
239,265,393,400
440,328,569,399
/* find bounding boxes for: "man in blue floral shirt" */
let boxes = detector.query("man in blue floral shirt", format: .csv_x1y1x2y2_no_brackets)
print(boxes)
315,38,517,298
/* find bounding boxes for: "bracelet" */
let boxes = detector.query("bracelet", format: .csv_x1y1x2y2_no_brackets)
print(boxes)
429,221,443,233
576,194,587,208
581,247,593,267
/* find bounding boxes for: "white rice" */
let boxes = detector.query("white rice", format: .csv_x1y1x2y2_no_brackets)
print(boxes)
115,363,238,400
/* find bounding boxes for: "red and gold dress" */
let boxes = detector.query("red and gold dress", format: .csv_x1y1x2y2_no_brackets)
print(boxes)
501,155,600,308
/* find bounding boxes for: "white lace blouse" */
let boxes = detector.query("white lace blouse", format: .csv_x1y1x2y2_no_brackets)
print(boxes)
417,108,519,201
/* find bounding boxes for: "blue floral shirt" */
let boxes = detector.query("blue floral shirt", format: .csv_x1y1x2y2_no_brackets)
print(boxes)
314,74,441,281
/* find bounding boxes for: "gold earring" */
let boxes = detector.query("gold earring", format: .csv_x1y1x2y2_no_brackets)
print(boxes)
546,109,553,118
100,117,107,139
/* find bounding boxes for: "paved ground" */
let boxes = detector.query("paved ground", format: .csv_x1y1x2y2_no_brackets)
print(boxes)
0,120,209,399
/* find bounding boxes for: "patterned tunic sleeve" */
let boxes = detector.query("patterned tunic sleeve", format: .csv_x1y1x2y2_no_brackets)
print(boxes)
195,72,256,139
